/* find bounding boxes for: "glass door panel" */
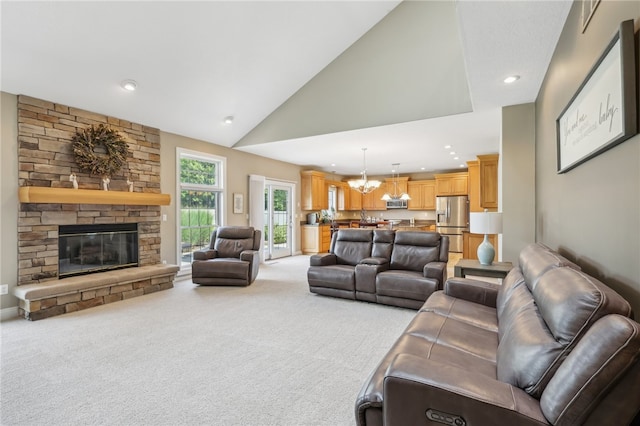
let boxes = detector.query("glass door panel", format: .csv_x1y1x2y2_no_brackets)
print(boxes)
264,183,292,259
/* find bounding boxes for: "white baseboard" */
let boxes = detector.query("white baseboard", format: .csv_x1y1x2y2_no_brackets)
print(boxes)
1,306,19,321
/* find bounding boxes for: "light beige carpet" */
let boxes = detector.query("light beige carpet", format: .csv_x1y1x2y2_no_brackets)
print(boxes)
1,255,415,426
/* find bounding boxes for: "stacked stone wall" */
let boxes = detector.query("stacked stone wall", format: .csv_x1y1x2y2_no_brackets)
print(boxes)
17,95,162,285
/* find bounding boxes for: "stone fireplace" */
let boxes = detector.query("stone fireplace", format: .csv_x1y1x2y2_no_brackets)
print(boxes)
17,95,162,284
58,223,139,278
14,95,178,320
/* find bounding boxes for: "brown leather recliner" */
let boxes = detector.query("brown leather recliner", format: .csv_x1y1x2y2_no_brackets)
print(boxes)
308,229,449,308
191,226,261,286
356,243,640,425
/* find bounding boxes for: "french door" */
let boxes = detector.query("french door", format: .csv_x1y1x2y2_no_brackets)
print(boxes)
264,182,293,260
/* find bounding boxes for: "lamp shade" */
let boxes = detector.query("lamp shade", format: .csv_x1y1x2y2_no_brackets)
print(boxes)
470,211,503,235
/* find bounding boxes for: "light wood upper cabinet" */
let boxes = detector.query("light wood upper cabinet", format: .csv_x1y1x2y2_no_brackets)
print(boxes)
478,154,499,209
407,180,436,210
467,160,482,212
337,182,363,211
348,187,363,211
362,184,386,211
435,172,468,196
467,154,499,211
384,177,409,198
301,171,328,211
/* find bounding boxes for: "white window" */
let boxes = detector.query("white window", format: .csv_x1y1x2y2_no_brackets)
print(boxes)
176,148,225,269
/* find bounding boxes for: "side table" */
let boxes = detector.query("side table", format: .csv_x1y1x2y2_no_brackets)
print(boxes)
454,259,513,279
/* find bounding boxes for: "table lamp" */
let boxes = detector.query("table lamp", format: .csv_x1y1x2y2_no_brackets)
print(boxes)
469,209,503,265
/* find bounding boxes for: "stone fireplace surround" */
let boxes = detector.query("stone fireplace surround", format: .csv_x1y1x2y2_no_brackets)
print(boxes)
15,95,178,320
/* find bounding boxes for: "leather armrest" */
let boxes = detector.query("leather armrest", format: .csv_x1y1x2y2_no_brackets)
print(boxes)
239,250,259,262
444,277,500,308
424,262,447,286
310,253,337,266
383,354,547,425
193,249,217,260
359,257,389,266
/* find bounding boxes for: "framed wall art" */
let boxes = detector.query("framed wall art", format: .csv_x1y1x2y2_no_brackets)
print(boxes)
556,20,637,174
233,193,243,214
581,0,601,33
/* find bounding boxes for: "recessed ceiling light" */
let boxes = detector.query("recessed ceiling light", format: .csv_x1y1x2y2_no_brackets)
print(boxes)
504,75,520,84
444,145,452,149
223,116,234,124
421,167,425,170
331,163,336,167
120,79,137,91
454,156,459,160
450,151,456,155
459,164,465,168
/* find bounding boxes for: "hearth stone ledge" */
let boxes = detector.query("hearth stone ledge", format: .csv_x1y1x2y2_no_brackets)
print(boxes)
13,264,180,321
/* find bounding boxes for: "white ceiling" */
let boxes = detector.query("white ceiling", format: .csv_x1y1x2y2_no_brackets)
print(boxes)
1,0,572,177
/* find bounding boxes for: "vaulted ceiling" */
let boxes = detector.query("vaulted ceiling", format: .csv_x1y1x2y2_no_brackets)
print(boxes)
1,1,572,176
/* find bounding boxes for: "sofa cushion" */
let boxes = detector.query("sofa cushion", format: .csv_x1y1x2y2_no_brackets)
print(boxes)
540,314,640,425
405,311,498,363
390,232,440,272
519,243,580,291
376,271,438,302
372,230,394,260
497,267,633,398
495,268,526,319
421,291,498,333
192,258,249,280
333,229,374,266
213,226,257,258
308,265,356,291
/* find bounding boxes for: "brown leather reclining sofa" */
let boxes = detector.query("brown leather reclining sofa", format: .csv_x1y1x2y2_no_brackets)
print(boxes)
308,229,449,309
356,243,640,425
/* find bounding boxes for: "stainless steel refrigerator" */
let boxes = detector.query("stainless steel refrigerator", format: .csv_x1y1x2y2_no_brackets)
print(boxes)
436,195,469,253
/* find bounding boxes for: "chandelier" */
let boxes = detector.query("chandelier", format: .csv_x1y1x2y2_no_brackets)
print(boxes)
347,148,382,194
381,163,411,201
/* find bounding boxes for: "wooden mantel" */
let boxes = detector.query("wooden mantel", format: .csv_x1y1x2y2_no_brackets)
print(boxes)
19,186,171,206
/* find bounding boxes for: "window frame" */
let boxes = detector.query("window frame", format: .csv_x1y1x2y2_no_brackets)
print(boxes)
175,148,226,271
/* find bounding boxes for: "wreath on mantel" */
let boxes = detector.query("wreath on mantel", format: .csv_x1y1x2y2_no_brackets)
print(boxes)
72,124,129,177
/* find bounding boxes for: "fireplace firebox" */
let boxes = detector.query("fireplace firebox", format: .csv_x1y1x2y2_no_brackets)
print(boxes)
58,223,138,278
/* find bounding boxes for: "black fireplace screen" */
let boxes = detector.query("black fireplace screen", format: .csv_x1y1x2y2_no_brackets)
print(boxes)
58,223,138,278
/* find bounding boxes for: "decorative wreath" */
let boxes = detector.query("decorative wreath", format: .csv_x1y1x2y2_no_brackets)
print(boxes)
72,124,129,177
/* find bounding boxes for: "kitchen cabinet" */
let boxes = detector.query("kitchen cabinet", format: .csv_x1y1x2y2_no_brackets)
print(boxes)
407,180,436,210
338,183,363,211
478,154,499,209
435,172,468,196
348,187,363,211
384,177,409,198
362,185,387,211
301,224,331,254
463,231,497,261
467,160,482,212
467,154,499,212
301,171,328,211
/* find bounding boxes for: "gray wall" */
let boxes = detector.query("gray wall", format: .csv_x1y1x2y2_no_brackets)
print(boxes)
535,2,640,313
501,103,536,264
1,92,19,310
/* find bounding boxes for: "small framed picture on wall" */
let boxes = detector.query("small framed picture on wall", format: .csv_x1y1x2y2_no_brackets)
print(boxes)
233,193,243,214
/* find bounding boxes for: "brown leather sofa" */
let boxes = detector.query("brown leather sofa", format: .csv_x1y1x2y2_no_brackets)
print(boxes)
191,226,261,286
355,243,640,425
308,229,449,309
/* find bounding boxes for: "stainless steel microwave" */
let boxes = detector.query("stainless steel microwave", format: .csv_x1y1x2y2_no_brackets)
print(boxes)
386,199,408,209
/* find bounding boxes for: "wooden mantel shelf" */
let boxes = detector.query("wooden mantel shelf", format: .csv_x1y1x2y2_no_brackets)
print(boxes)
19,186,171,206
